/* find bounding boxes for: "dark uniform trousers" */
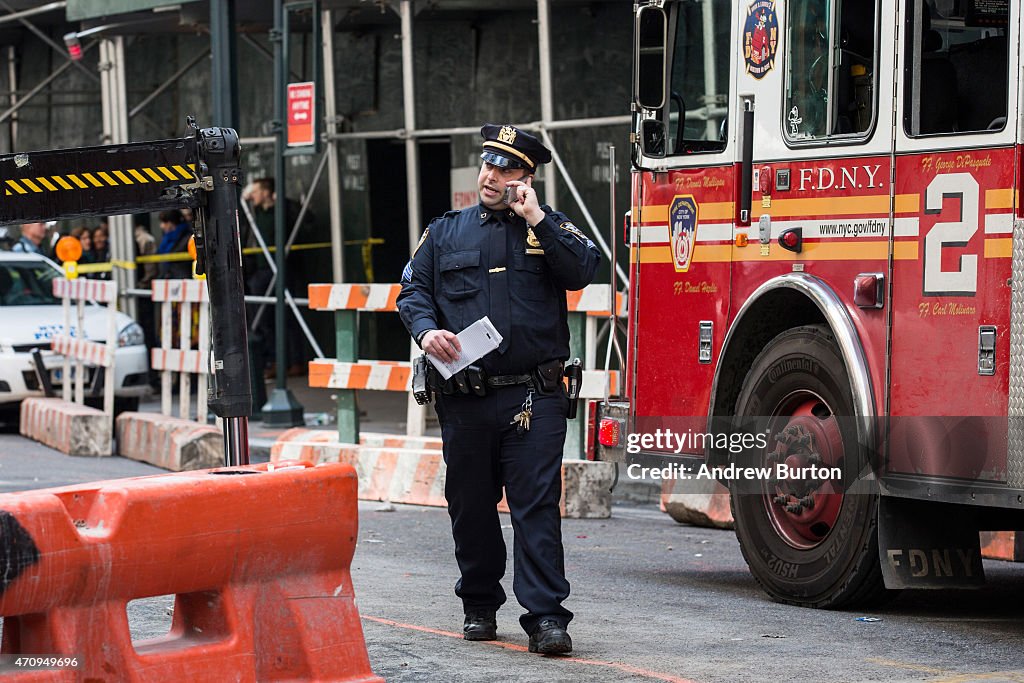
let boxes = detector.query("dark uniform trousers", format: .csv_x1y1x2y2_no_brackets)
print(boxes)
436,385,574,634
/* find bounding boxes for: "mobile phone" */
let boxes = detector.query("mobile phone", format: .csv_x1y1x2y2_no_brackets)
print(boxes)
504,185,519,205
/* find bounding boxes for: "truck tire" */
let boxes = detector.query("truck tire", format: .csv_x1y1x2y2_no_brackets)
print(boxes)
731,325,888,608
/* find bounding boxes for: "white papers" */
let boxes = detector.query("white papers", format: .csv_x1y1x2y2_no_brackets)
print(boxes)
426,316,502,380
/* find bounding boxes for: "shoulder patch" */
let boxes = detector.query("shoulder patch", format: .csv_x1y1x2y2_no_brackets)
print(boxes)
413,226,430,257
560,221,585,239
560,221,596,249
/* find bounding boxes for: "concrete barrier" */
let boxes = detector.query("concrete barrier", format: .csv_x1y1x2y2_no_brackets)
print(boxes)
19,397,112,457
272,429,614,518
660,477,735,529
116,411,223,471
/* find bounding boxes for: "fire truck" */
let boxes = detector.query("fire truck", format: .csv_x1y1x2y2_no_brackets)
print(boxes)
596,0,1024,607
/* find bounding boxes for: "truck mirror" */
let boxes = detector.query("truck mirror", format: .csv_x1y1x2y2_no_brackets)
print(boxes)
639,118,667,158
634,6,667,110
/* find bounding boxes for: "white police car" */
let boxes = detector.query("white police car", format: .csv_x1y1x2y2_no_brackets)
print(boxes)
0,252,149,412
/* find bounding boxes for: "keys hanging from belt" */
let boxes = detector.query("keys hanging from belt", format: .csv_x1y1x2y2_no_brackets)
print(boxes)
510,389,534,435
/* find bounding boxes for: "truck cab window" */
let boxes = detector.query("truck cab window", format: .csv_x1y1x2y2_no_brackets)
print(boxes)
785,0,878,142
904,0,1009,136
665,0,731,154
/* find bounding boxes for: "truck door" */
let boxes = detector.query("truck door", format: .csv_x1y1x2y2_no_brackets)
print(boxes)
631,0,736,455
889,0,1018,481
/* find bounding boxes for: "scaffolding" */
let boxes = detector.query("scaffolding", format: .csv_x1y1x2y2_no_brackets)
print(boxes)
0,0,633,346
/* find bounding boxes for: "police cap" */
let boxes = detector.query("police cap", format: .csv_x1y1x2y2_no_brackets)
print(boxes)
480,123,552,173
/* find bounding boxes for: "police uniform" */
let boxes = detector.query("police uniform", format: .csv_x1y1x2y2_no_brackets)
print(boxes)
397,124,599,652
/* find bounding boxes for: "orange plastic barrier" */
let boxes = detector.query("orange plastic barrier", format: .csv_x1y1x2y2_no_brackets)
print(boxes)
0,462,382,683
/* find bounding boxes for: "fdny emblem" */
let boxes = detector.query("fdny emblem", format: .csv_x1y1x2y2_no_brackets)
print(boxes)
743,0,779,80
498,126,517,144
669,195,698,273
526,227,541,247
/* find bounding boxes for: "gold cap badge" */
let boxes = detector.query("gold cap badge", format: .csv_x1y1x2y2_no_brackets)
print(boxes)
498,126,517,144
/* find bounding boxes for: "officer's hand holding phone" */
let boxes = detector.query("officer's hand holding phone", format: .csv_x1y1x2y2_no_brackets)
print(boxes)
505,177,547,227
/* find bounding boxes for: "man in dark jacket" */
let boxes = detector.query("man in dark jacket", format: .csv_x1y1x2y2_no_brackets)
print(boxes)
156,209,192,280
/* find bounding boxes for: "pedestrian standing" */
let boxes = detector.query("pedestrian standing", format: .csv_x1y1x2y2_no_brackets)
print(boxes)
156,209,193,280
12,222,50,257
134,214,159,357
396,124,599,654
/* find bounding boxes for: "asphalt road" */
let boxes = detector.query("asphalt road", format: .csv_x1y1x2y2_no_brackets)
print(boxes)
2,432,1024,682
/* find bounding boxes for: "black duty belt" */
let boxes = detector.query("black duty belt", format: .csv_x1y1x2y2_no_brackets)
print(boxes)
485,374,533,388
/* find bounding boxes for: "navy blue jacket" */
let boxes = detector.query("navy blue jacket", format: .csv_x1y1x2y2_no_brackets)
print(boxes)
397,204,600,375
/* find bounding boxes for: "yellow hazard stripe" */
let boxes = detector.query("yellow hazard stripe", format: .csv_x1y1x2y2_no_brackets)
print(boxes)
1,165,200,194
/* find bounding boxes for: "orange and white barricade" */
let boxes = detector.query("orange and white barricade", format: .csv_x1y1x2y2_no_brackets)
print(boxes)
150,279,210,423
52,277,118,415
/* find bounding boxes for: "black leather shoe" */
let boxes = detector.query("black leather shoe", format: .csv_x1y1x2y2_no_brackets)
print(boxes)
463,611,497,641
528,619,572,654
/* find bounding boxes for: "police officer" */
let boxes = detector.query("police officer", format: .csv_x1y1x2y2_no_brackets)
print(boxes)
397,124,599,654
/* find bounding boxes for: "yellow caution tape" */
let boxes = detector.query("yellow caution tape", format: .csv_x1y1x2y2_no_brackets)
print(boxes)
65,241,339,272
76,262,114,274
136,252,193,264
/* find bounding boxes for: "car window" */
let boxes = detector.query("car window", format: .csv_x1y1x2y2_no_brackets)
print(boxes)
0,261,61,306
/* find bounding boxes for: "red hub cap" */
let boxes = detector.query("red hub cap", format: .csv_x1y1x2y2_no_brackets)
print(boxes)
763,394,845,550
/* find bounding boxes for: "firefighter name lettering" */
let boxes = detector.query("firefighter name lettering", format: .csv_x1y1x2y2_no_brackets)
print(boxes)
674,176,726,190
797,164,883,191
886,548,977,578
920,154,993,173
918,302,978,318
673,280,719,295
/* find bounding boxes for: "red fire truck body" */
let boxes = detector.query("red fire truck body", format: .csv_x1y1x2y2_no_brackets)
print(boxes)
602,0,1024,606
